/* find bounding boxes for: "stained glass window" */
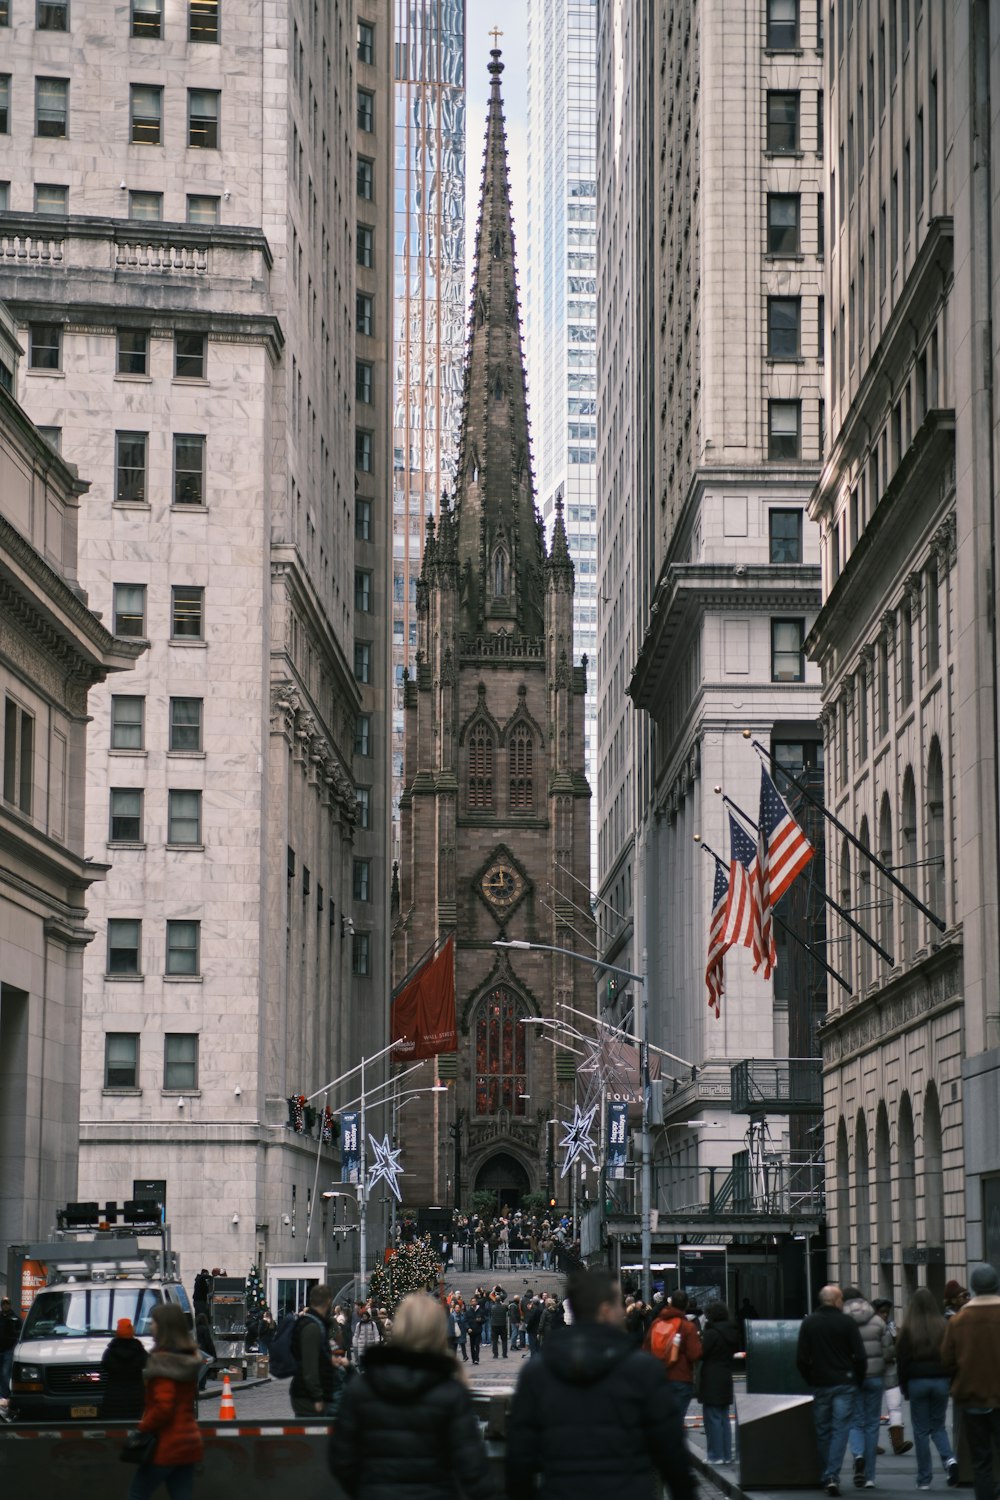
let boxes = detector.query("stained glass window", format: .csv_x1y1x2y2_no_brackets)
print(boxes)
509,727,533,811
474,988,526,1116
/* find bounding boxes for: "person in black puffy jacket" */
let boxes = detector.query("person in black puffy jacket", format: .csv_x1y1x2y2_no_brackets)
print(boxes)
99,1317,148,1419
506,1269,696,1500
328,1293,497,1500
699,1303,740,1465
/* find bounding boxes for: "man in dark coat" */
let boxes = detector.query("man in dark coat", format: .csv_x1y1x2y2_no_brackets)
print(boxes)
0,1297,21,1407
490,1292,509,1359
99,1317,148,1419
797,1284,868,1497
506,1268,696,1500
290,1284,337,1417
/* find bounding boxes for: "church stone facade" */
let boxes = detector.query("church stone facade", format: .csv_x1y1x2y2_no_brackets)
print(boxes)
393,50,593,1212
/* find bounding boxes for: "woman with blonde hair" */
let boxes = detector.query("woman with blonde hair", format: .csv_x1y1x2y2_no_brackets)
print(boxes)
329,1293,496,1499
127,1301,204,1500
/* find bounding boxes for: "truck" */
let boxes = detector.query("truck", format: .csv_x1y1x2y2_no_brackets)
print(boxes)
8,1205,192,1422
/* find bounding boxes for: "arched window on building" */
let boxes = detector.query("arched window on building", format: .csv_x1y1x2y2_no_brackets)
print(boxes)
839,839,853,989
898,1092,917,1302
855,1111,873,1290
878,793,894,968
836,1117,851,1287
493,548,507,598
923,1082,945,1304
927,738,945,929
875,1103,893,1299
473,987,527,1116
859,816,873,990
468,722,495,811
900,769,917,960
509,725,534,811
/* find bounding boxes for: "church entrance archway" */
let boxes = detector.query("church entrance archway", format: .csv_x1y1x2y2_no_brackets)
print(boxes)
474,1152,530,1212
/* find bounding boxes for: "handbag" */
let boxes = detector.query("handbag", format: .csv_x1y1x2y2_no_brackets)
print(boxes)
119,1429,158,1466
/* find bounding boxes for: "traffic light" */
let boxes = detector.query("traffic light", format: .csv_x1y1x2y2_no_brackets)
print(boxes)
549,1197,556,1209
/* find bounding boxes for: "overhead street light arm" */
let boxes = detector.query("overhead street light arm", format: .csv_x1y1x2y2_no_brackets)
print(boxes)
493,938,645,986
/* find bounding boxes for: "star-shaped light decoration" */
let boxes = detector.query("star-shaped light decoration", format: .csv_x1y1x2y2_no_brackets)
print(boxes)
367,1133,405,1202
558,1103,599,1178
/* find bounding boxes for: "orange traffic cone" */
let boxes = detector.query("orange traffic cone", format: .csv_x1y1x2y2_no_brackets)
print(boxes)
218,1373,236,1422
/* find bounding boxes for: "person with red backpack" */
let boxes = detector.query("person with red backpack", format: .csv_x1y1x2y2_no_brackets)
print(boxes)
643,1289,703,1417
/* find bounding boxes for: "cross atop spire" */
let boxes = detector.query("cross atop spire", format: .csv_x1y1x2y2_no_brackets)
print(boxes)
489,26,504,46
451,47,544,636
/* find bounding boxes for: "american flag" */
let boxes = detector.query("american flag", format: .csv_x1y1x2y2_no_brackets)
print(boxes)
722,811,762,967
755,766,815,979
705,858,729,1018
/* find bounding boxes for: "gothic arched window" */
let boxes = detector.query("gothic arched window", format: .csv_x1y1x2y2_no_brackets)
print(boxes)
468,722,494,810
509,725,533,810
493,548,507,598
474,987,527,1115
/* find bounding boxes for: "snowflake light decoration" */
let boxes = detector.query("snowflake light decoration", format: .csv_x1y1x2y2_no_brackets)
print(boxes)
367,1133,405,1202
558,1102,599,1177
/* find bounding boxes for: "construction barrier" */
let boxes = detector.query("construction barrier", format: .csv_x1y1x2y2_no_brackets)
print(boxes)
0,1422,341,1500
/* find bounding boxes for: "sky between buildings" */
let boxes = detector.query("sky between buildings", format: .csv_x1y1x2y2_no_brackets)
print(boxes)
466,0,530,299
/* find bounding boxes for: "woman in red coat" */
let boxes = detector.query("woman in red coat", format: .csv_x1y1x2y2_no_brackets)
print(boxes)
128,1302,204,1500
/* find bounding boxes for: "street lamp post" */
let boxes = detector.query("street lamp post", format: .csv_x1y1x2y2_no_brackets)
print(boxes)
495,937,655,1304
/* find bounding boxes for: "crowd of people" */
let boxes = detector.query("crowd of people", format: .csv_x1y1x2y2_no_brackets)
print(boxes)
395,1207,582,1272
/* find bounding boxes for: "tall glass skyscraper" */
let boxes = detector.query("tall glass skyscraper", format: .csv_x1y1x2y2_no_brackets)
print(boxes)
525,0,598,860
392,2,467,848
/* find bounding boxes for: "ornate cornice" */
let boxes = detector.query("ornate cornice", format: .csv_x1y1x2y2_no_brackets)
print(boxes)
820,935,963,1066
269,678,356,817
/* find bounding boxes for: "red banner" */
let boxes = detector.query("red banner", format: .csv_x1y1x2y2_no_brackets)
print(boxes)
391,936,457,1060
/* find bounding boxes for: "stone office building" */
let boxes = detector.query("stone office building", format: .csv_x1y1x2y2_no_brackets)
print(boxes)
0,303,141,1269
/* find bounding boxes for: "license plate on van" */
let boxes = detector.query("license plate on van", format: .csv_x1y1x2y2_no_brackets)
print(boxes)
71,1405,98,1418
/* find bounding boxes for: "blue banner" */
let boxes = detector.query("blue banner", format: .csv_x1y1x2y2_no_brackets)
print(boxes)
341,1111,360,1184
608,1101,628,1181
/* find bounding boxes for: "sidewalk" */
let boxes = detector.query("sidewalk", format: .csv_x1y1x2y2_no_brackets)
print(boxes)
687,1414,956,1499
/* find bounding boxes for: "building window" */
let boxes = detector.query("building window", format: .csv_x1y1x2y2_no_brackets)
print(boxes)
111,695,145,750
900,603,914,707
509,726,533,810
3,698,34,815
353,859,371,902
356,361,373,404
766,91,799,152
356,293,373,336
37,0,68,30
34,183,68,214
188,89,219,148
174,331,206,379
357,156,374,199
113,583,147,637
357,224,374,267
767,193,799,254
130,84,162,145
29,323,61,370
468,721,494,810
354,641,371,683
474,987,527,1116
189,0,218,42
117,328,149,376
351,932,370,975
164,1033,198,1089
173,435,205,505
115,431,148,504
355,429,373,472
167,788,202,844
169,696,203,752
357,89,374,132
166,919,200,975
767,0,798,48
771,618,806,681
129,190,162,221
356,499,372,541
171,585,204,639
767,296,801,357
0,1,8,21
186,194,219,225
0,183,7,209
768,400,801,460
131,0,162,37
357,19,374,63
355,570,372,613
354,714,371,756
105,1033,139,1088
107,918,141,975
36,77,68,137
356,786,371,828
109,787,143,843
0,76,7,135
769,508,803,563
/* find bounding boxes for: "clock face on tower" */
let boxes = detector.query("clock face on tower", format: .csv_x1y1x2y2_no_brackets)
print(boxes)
480,861,525,911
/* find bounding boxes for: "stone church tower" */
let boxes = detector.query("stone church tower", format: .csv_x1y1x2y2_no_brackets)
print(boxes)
393,48,593,1212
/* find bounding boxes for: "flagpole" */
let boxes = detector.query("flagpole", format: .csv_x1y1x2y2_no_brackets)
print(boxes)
749,738,946,931
719,789,895,968
698,840,851,993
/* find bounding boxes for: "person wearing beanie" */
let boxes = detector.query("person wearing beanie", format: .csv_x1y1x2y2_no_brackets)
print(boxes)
942,1264,1000,1500
100,1316,148,1420
943,1281,968,1319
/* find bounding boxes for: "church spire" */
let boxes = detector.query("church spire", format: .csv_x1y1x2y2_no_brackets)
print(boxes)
452,46,543,637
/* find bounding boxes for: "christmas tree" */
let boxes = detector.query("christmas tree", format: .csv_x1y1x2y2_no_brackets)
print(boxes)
367,1238,441,1312
245,1264,267,1312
